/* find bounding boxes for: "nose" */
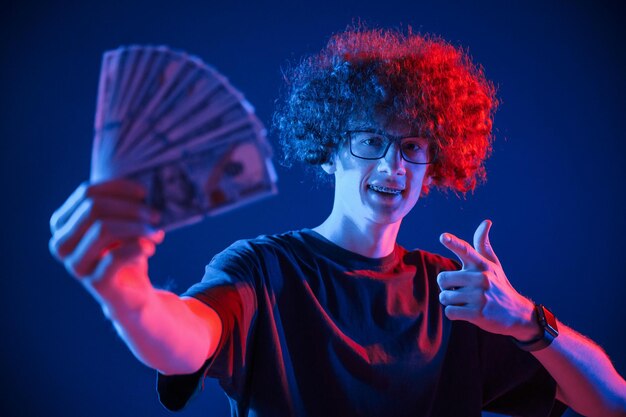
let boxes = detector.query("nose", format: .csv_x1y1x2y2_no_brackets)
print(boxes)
378,141,406,176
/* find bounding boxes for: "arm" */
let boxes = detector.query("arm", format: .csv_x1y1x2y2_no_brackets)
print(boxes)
49,179,222,375
532,321,626,416
437,220,626,417
96,284,222,376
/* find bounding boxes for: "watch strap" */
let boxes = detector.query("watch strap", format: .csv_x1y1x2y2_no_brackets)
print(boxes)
513,304,559,352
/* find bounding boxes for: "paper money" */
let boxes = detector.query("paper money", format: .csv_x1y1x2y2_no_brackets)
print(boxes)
128,128,277,231
90,45,278,231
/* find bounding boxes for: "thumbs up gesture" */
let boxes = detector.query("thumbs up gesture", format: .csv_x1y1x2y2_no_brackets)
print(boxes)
438,220,541,342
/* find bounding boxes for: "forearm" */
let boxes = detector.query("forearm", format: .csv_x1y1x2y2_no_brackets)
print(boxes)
88,276,218,375
532,323,626,416
48,181,220,374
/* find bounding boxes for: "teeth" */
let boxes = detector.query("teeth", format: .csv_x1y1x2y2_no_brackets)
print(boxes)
368,185,403,195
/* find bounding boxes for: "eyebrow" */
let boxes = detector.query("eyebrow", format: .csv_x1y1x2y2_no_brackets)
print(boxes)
349,129,426,139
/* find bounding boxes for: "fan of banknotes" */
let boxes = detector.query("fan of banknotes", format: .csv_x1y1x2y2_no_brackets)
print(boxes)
90,45,278,231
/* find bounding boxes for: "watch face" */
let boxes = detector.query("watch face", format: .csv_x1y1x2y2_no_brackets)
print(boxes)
514,304,559,352
540,305,559,337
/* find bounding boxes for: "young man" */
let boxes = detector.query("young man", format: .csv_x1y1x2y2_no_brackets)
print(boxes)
49,28,626,416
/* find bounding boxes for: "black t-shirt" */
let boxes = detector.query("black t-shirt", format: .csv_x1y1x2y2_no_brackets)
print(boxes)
157,229,567,417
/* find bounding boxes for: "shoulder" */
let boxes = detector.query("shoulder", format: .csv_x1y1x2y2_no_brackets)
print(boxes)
227,229,308,254
199,230,307,288
212,229,309,266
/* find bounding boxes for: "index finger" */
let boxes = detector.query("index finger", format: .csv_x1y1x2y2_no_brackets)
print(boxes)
439,232,489,271
50,178,148,234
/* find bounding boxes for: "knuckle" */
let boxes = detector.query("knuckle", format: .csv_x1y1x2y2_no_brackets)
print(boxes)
84,198,98,221
445,306,457,319
48,236,61,260
478,272,490,288
138,238,156,256
477,260,490,271
65,258,87,279
478,290,487,303
477,293,488,309
437,272,445,287
49,209,60,232
83,181,97,197
152,229,165,245
78,182,93,201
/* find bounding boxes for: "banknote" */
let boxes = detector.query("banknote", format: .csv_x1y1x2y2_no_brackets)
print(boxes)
90,45,278,231
127,130,277,231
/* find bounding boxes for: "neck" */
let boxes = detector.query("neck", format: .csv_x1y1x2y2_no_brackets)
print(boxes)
313,210,401,258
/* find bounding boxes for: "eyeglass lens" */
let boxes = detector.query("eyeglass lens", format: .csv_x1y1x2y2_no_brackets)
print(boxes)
349,131,432,164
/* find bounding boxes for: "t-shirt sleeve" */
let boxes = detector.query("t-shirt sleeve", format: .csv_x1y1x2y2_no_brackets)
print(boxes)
156,239,260,411
479,330,568,416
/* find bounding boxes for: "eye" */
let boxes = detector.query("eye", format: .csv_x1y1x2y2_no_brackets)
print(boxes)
403,142,420,151
360,135,385,147
401,138,427,153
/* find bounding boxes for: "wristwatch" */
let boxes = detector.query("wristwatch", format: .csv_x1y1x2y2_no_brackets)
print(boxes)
513,303,559,352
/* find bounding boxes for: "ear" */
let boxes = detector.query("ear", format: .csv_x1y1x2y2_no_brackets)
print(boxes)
321,156,337,175
423,175,432,186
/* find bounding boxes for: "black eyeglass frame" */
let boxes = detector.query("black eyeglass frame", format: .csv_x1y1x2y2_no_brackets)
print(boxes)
344,130,437,165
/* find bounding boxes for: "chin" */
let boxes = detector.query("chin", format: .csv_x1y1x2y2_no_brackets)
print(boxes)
367,209,408,226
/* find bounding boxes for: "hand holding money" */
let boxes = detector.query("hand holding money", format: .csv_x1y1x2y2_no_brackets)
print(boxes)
48,179,221,374
48,179,165,309
50,45,278,307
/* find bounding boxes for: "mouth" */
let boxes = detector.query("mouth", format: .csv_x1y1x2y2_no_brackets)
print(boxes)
367,184,404,196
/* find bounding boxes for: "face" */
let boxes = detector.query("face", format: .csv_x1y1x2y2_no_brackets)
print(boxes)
228,142,264,186
326,119,432,227
161,164,193,204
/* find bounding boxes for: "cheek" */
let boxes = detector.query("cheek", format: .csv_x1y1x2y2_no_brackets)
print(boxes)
408,171,428,198
335,157,374,188
337,170,366,193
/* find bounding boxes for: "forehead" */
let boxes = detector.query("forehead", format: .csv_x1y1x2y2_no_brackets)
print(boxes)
346,117,416,137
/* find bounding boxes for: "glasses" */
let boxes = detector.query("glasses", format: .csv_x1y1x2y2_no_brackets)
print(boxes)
346,130,436,164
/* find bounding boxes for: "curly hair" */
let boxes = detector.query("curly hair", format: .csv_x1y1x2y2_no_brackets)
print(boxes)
272,26,498,194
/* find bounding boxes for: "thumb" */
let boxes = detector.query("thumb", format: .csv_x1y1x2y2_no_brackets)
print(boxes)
473,219,499,265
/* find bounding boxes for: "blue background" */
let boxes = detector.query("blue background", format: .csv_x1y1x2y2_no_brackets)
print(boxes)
2,1,625,416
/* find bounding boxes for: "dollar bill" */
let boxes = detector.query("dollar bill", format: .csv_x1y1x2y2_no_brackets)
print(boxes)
90,45,279,231
127,131,277,231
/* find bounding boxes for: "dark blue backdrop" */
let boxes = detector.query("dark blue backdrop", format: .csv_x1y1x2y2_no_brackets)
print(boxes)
2,1,624,416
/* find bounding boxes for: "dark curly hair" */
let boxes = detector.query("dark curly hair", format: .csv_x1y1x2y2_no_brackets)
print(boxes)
272,26,498,194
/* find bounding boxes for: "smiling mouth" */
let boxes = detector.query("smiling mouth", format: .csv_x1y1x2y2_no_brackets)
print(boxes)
368,184,404,195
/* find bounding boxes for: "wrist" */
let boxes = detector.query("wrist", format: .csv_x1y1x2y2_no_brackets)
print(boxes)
86,267,155,321
511,298,542,343
512,303,560,352
99,287,155,322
